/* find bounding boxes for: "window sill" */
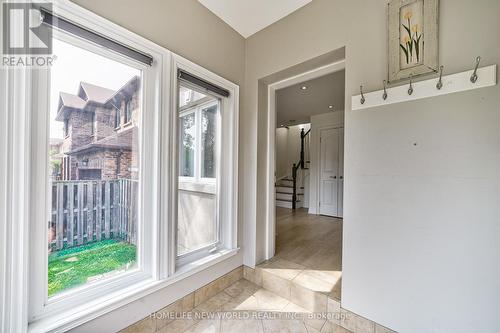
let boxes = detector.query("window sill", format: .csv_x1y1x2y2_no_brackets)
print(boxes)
28,248,239,333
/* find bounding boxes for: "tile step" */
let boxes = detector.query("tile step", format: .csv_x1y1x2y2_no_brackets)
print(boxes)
243,264,398,333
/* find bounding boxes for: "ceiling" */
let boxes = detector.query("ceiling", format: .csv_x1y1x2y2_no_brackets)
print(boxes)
276,70,345,127
198,0,312,38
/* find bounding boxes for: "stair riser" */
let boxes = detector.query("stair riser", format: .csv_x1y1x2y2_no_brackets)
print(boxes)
277,179,293,187
276,193,293,201
256,266,329,313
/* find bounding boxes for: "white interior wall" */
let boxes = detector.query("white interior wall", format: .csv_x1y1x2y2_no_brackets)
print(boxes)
275,128,288,179
245,1,500,332
308,111,344,215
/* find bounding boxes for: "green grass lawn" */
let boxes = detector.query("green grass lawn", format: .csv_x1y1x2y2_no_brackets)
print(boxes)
48,239,136,296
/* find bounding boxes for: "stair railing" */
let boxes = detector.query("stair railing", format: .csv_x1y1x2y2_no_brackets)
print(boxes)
292,128,310,209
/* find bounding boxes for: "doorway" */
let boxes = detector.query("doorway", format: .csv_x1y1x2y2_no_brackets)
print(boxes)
319,127,344,217
265,60,346,260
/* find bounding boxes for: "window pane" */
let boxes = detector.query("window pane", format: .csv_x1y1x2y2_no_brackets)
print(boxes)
47,38,140,297
177,85,219,257
179,86,207,108
201,105,217,178
179,113,196,177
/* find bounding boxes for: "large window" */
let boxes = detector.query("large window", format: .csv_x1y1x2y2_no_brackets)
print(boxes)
42,35,144,299
28,18,159,322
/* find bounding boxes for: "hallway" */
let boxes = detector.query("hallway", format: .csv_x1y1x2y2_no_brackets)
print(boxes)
267,208,343,301
276,208,342,272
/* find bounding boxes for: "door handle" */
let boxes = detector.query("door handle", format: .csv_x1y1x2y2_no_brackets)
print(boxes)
340,176,343,179
330,176,337,179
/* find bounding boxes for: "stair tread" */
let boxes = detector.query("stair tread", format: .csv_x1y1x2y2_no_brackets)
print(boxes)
252,264,342,306
276,199,301,203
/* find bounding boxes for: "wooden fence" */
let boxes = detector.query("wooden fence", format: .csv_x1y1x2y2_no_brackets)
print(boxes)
49,179,138,251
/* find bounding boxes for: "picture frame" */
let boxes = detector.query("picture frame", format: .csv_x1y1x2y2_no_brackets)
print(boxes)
388,0,439,83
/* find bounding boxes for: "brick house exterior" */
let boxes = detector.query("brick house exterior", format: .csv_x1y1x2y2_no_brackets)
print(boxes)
56,76,140,181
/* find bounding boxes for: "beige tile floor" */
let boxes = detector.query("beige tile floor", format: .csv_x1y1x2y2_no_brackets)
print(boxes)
273,208,343,301
152,279,349,333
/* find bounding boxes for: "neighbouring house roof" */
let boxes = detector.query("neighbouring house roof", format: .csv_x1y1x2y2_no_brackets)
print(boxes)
78,82,116,104
105,76,141,108
55,75,140,121
65,127,137,155
59,92,86,109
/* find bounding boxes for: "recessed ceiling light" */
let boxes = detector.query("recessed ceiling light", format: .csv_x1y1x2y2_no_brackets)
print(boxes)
328,105,333,109
300,86,308,90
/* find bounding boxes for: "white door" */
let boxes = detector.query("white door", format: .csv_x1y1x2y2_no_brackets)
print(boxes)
337,128,344,218
319,128,339,216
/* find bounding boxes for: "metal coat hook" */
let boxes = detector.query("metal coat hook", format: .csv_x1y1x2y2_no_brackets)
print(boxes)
360,85,365,104
408,74,414,95
382,80,388,100
436,65,444,90
470,56,481,83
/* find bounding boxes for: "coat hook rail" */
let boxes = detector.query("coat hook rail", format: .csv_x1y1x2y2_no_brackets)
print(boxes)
408,74,414,95
470,56,481,83
436,65,444,90
352,64,496,111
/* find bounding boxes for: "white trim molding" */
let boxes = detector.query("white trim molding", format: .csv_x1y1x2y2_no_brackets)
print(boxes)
171,54,240,269
265,60,345,261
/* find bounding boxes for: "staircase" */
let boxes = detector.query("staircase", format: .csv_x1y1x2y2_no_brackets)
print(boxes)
276,127,310,210
275,178,303,209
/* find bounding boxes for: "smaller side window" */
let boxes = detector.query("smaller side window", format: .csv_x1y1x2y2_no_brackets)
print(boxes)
91,112,96,136
115,106,121,128
63,118,69,137
125,99,132,123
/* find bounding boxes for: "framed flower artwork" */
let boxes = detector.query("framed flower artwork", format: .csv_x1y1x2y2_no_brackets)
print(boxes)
388,0,439,83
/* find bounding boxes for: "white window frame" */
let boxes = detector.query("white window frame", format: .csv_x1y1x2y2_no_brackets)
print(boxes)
27,5,170,327
171,57,238,271
1,1,239,332
178,99,219,184
29,28,159,322
177,99,220,262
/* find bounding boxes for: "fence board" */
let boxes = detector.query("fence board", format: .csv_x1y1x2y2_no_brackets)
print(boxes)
86,182,93,242
96,182,102,241
104,181,110,239
67,183,74,247
56,183,64,250
77,183,84,245
112,181,119,235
